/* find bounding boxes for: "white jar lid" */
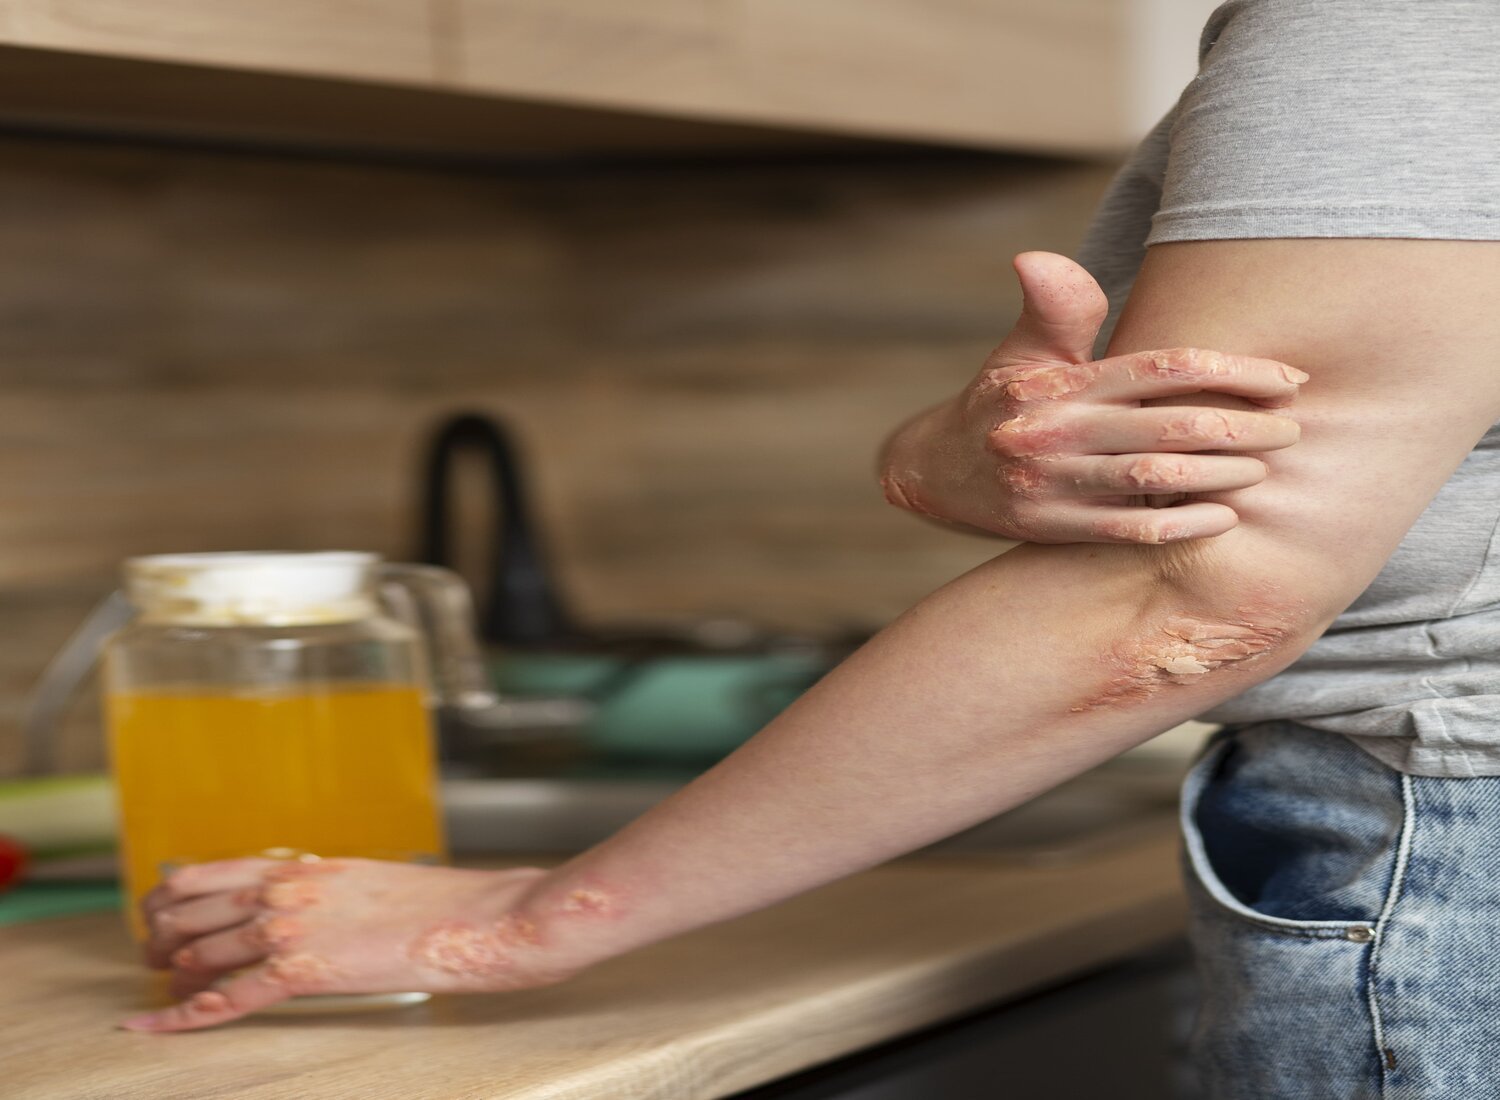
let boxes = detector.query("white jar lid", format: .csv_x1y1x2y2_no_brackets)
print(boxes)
124,551,380,626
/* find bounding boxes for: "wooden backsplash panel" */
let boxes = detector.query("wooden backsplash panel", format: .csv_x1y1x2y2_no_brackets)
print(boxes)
0,137,1115,774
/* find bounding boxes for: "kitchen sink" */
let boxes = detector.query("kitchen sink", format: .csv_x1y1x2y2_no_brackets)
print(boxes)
440,757,1186,863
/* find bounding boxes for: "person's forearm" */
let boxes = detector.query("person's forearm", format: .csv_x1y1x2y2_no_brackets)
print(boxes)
512,537,1340,969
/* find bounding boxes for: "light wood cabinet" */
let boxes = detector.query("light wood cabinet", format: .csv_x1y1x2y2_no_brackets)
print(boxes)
0,0,1220,156
0,0,434,83
451,0,1136,154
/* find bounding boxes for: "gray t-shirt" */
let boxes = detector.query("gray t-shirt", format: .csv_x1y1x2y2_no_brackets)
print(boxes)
1077,0,1500,777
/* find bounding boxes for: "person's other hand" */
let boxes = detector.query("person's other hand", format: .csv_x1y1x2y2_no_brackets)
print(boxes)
121,858,581,1032
878,251,1308,543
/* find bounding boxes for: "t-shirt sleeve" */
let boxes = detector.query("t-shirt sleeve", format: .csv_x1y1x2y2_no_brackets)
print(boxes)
1146,0,1500,245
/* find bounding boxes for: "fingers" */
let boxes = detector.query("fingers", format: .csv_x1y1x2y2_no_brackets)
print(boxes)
1026,501,1240,544
141,858,277,918
167,920,272,977
1086,348,1309,408
1077,406,1300,456
1060,453,1270,496
120,965,292,1033
144,889,262,969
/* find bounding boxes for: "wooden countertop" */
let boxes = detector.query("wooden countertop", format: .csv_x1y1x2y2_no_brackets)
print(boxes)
4,826,1186,1100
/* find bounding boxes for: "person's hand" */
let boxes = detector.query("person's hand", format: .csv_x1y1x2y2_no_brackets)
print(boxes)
121,858,584,1033
878,251,1309,544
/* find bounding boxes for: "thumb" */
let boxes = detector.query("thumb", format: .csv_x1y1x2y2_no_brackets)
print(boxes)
993,251,1109,366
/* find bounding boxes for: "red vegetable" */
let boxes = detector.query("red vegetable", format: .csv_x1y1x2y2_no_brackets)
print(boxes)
0,834,27,892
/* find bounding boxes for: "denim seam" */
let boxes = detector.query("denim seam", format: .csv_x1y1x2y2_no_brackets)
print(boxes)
1367,772,1417,1097
1181,733,1390,939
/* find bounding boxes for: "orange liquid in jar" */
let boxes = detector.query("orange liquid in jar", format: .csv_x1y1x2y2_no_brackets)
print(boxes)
106,683,445,939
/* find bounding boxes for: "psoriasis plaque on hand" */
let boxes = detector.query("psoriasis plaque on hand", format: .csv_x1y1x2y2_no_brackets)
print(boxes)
264,952,340,987
408,914,545,980
1159,410,1237,445
261,880,323,911
999,364,1095,401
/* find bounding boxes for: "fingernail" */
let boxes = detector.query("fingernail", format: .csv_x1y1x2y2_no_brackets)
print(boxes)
118,1014,160,1031
1281,365,1310,383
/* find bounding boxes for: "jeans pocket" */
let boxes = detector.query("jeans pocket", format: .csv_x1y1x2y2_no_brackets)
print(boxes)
1180,727,1401,938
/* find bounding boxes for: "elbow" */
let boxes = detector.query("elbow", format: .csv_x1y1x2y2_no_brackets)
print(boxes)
1072,603,1306,712
1075,541,1333,715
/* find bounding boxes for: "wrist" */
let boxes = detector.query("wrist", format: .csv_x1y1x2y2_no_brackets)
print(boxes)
506,864,636,974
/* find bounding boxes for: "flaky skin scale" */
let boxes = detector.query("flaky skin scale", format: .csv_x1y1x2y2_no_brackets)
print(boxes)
1071,603,1299,712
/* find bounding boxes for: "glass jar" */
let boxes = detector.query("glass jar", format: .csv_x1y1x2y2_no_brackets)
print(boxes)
102,551,489,1010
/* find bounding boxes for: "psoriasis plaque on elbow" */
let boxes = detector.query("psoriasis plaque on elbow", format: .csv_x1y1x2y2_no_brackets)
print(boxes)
1072,606,1297,712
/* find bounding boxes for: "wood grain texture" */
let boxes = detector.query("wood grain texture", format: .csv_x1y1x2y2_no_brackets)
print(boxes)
452,0,1136,154
0,136,1115,774
0,1,1215,157
0,45,881,161
0,0,436,83
1,830,1187,1099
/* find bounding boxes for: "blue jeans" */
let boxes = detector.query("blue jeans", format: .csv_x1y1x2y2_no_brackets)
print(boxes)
1179,720,1500,1099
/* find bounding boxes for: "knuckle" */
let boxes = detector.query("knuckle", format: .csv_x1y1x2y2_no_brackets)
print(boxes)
999,459,1050,498
1002,364,1093,402
987,414,1066,458
260,880,320,910
985,422,1026,458
999,499,1044,535
171,946,201,971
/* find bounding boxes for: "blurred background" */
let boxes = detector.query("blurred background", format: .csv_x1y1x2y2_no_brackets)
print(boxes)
0,0,1219,776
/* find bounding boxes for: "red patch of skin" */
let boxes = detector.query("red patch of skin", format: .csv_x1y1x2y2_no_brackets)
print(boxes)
409,921,515,979
494,914,543,948
988,415,1071,458
264,952,338,988
1002,364,1095,401
561,888,612,916
241,915,303,950
1069,606,1298,713
261,880,322,911
999,459,1050,498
